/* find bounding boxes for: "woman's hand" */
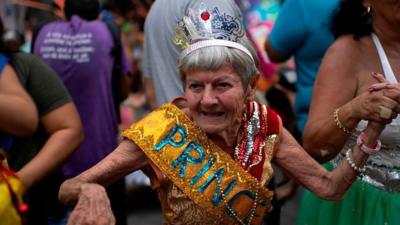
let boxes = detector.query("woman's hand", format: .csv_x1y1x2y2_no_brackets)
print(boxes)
67,183,115,225
368,72,400,114
347,73,400,122
349,90,397,122
362,120,386,147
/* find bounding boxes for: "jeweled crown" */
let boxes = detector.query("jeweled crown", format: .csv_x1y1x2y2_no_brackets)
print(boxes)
173,4,245,49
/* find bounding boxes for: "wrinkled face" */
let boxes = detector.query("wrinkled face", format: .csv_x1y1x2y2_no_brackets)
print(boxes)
184,65,253,135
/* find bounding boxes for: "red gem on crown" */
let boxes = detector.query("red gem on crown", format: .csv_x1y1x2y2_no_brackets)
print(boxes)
201,11,210,21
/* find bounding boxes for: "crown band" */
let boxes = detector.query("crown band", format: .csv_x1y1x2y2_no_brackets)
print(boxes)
181,39,254,62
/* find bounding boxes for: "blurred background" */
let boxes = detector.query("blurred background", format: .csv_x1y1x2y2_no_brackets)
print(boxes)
1,0,301,224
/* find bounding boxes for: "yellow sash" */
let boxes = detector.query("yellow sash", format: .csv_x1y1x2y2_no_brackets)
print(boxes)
122,104,273,225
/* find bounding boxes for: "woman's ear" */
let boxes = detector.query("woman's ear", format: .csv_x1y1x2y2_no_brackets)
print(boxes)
245,74,259,101
171,97,188,109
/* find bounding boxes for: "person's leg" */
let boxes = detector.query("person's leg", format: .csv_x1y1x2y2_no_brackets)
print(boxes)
107,178,128,225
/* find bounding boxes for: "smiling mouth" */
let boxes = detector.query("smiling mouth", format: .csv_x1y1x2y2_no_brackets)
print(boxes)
202,111,225,117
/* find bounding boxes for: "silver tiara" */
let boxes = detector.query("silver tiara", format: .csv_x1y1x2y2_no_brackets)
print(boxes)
174,4,253,61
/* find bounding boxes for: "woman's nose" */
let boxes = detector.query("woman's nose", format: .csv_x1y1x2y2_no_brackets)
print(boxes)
200,87,218,105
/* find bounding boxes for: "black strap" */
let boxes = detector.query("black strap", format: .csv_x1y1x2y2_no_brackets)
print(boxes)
30,22,49,54
105,20,122,73
104,20,123,123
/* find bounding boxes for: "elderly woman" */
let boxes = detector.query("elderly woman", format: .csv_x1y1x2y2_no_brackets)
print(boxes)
299,0,400,225
59,6,387,225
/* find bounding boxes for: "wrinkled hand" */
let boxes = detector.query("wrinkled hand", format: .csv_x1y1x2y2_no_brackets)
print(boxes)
350,90,398,122
369,72,400,114
67,183,115,225
350,72,400,122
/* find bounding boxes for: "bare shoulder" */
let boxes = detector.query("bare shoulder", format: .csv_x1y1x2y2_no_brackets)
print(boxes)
317,34,369,83
171,97,194,120
1,64,18,80
328,35,378,85
325,35,364,62
332,35,360,48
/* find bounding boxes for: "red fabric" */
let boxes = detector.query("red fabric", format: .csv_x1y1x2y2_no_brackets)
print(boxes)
249,106,281,181
266,107,281,135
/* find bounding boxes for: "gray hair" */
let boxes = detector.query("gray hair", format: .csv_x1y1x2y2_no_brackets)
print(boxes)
178,36,259,88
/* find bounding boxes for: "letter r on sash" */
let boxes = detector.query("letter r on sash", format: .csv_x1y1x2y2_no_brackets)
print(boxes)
171,141,204,178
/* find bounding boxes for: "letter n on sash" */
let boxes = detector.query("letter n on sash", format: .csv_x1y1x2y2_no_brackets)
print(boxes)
197,168,237,206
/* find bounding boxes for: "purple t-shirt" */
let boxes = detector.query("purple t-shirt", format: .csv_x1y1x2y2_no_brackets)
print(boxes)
33,15,130,178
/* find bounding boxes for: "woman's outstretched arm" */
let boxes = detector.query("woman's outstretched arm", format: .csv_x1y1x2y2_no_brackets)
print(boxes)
275,120,384,201
59,140,148,225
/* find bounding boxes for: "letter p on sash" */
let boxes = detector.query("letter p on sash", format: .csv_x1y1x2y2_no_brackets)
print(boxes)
154,125,187,151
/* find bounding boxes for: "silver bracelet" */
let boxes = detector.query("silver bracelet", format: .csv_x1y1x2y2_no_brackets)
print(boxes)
345,148,366,174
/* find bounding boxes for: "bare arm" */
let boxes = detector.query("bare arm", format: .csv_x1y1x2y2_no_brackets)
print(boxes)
275,121,383,201
264,38,290,63
0,65,38,136
17,102,83,189
59,140,147,225
59,139,147,206
302,37,398,162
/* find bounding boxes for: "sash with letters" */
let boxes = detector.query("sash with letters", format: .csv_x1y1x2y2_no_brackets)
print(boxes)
122,103,275,225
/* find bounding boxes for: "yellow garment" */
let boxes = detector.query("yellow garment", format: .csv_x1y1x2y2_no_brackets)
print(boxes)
0,161,24,225
123,103,279,225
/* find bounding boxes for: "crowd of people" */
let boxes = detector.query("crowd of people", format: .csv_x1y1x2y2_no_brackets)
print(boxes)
1,0,399,225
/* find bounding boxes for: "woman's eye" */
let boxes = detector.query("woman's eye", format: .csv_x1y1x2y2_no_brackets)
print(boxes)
189,84,202,90
217,83,231,89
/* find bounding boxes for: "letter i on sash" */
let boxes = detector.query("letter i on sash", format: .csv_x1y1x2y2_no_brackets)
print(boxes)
198,168,237,206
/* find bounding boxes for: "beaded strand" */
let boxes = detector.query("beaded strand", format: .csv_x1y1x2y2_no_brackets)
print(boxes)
345,148,366,174
218,176,260,225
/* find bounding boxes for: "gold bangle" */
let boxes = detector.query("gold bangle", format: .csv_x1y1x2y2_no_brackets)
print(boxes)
333,108,351,134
